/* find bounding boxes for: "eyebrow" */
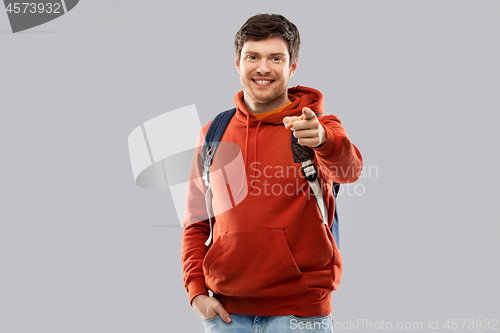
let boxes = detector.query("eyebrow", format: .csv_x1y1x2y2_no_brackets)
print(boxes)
243,51,287,57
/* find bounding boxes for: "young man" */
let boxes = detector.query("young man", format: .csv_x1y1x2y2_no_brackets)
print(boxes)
181,14,363,332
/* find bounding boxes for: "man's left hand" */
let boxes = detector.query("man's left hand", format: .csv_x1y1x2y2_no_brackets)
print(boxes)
283,107,326,148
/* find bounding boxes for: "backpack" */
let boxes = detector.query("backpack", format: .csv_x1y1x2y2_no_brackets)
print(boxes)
200,108,340,248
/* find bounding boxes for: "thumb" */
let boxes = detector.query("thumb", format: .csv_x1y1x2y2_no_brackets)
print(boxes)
214,303,232,323
302,107,316,120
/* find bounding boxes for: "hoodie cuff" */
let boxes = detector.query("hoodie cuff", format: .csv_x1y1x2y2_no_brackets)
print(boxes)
312,125,339,157
188,276,209,306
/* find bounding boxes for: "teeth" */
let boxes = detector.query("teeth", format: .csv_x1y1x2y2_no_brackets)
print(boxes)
255,80,272,84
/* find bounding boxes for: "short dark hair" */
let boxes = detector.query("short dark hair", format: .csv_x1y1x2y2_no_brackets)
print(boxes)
235,14,300,66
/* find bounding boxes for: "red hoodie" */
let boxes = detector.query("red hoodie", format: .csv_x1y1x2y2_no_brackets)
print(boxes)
181,85,363,317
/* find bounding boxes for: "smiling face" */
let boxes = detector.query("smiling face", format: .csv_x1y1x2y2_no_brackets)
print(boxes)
235,37,298,114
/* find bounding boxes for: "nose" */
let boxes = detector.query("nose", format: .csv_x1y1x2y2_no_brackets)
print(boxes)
257,59,271,74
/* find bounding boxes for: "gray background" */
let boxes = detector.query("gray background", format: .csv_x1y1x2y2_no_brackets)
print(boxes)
1,0,499,332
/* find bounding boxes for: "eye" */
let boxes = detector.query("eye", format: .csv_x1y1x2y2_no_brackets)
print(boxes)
272,57,283,62
247,55,258,61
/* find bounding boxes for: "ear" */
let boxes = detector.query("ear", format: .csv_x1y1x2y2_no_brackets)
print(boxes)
235,54,240,73
289,58,298,77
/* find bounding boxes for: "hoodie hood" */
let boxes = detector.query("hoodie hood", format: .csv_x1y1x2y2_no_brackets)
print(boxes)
231,85,325,192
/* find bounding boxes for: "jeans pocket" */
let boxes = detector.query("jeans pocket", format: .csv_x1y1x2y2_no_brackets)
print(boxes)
202,314,220,323
288,313,331,322
288,313,334,331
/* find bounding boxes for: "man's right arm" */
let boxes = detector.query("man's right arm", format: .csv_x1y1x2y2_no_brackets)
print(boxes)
180,126,232,323
181,128,211,304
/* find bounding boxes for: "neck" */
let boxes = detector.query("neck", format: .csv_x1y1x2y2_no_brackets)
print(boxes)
243,91,291,114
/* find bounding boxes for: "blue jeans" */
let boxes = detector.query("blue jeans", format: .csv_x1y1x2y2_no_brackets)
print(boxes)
202,313,335,333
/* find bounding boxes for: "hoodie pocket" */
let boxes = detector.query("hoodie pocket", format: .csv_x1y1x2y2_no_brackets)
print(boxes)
203,229,306,297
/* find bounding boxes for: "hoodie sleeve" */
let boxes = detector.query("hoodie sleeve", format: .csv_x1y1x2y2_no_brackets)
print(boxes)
312,114,363,184
181,127,211,306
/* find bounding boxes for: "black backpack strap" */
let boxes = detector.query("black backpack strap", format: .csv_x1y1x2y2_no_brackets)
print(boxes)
200,108,236,246
201,108,236,186
290,114,319,181
331,182,340,248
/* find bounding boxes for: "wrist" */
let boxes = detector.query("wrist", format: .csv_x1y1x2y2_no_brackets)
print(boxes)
313,124,327,147
191,294,208,307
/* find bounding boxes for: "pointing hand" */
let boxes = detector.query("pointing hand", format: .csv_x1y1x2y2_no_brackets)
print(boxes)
283,107,326,147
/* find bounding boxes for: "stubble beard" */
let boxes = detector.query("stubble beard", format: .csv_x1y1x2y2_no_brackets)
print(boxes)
242,76,288,106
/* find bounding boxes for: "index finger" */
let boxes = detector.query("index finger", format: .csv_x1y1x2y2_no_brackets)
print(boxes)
289,118,316,131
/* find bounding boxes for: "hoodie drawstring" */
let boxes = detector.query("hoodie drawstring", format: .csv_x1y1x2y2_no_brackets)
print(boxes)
237,114,250,195
237,114,263,193
251,121,262,190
